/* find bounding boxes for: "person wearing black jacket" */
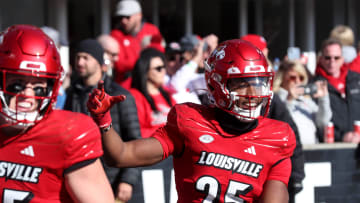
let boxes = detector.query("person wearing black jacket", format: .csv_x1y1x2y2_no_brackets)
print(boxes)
64,39,141,202
268,93,305,203
315,38,360,142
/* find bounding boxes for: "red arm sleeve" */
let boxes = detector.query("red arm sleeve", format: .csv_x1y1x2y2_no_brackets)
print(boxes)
267,158,292,186
152,105,184,159
266,123,296,186
63,115,103,169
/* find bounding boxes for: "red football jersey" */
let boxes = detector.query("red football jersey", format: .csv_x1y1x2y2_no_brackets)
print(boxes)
153,103,296,203
0,110,103,203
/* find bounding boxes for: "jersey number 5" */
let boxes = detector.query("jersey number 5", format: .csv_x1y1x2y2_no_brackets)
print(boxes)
3,189,34,203
196,176,253,203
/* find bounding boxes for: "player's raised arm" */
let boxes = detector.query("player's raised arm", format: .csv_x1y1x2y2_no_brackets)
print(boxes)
87,81,164,167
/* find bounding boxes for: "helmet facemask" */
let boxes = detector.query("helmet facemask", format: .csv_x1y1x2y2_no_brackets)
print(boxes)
226,76,272,122
0,70,58,131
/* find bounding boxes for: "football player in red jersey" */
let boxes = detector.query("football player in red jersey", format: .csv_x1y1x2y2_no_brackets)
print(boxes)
0,25,114,202
88,39,296,203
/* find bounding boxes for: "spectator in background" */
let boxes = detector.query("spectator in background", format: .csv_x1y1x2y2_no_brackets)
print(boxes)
97,34,120,77
163,41,201,104
142,33,166,53
0,25,114,202
164,41,183,78
179,34,204,64
111,0,164,89
41,26,71,109
329,25,357,63
130,48,176,138
64,39,141,202
170,34,205,96
179,33,218,67
273,60,332,144
169,34,218,104
315,38,360,142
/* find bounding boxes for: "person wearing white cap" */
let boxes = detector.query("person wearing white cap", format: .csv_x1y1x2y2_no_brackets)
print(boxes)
111,0,164,90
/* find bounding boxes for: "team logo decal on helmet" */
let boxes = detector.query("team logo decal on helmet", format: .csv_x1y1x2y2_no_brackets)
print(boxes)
228,66,241,74
20,61,47,72
211,45,226,61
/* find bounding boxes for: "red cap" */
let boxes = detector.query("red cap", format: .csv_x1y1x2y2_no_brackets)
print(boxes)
147,34,165,53
240,34,267,51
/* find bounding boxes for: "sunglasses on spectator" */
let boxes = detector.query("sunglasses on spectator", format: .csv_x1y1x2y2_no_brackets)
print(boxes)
324,56,341,61
151,66,166,72
288,75,304,82
167,55,184,62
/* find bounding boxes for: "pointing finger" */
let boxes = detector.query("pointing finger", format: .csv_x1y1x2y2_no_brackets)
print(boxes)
97,80,105,100
110,95,126,104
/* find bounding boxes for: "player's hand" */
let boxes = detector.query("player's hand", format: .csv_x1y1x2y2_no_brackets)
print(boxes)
87,80,126,128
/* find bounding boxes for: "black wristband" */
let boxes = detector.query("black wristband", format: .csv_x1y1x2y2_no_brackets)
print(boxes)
100,123,112,133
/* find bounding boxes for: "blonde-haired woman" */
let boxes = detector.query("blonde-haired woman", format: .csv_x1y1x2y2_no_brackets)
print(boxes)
273,60,332,144
329,25,357,63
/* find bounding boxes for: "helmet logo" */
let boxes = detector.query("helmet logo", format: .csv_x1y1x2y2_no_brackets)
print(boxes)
244,65,265,73
227,67,241,74
211,45,226,61
20,61,46,72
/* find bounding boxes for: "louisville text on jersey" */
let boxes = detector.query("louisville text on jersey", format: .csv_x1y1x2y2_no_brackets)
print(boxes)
0,161,42,183
197,151,263,178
